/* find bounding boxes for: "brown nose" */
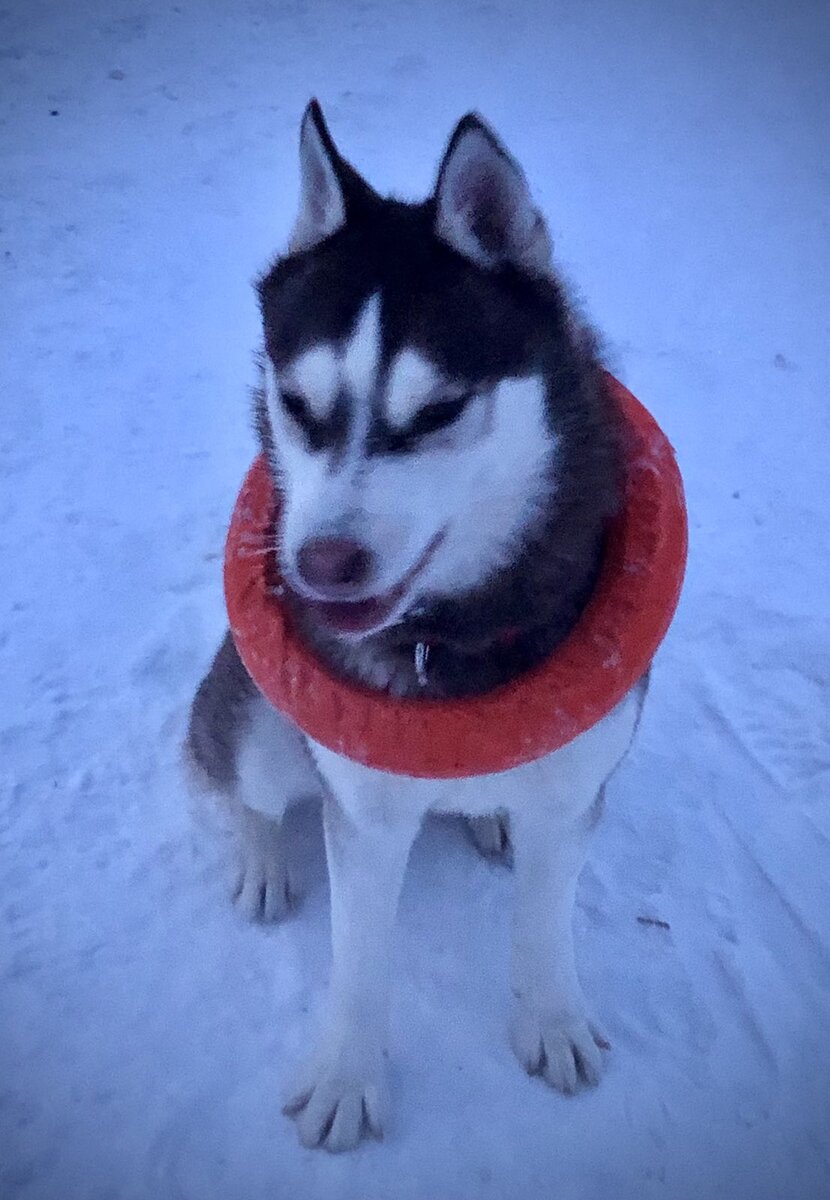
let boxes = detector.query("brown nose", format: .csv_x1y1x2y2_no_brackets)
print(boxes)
296,537,374,591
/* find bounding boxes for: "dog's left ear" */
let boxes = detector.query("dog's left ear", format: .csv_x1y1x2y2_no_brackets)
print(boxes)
434,115,552,278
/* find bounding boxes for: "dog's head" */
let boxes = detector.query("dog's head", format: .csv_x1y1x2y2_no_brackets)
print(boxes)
257,102,575,639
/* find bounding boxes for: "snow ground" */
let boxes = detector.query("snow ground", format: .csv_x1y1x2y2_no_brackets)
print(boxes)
1,0,829,1196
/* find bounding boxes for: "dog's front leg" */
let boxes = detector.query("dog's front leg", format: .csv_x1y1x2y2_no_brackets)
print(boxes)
509,789,608,1094
284,786,421,1152
507,693,642,1092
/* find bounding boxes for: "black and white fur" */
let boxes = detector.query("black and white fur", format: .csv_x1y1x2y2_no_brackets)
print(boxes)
186,102,647,1152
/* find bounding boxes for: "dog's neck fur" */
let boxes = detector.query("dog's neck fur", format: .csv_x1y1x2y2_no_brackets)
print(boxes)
256,329,620,701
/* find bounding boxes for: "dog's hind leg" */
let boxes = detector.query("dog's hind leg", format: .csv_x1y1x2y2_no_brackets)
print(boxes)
185,631,324,921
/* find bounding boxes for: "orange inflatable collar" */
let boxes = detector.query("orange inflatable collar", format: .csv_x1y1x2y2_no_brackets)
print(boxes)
225,376,687,778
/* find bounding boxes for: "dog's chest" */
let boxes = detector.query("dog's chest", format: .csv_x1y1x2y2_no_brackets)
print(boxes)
306,686,642,824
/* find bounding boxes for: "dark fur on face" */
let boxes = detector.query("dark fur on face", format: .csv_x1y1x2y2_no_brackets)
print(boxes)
251,108,621,700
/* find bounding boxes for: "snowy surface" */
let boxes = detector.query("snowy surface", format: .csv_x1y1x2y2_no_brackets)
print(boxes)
2,1,829,1196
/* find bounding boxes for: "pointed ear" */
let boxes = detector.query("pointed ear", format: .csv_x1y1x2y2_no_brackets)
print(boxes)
433,114,552,277
288,100,347,254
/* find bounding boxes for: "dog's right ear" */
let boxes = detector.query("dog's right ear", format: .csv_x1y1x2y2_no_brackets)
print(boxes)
288,100,347,254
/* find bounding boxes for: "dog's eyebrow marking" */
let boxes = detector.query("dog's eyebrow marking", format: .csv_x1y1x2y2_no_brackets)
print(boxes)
342,293,381,399
280,345,339,420
383,348,443,428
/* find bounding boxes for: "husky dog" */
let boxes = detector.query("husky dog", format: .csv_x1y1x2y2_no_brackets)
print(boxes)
186,101,647,1152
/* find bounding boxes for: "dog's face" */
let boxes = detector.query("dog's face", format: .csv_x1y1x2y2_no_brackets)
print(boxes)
258,103,564,638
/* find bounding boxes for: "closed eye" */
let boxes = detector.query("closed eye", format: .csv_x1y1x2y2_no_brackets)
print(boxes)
407,392,474,439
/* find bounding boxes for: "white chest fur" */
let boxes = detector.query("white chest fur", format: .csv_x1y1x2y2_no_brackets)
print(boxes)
308,686,642,825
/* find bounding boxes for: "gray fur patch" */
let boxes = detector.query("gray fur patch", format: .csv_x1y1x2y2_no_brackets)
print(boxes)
184,630,258,793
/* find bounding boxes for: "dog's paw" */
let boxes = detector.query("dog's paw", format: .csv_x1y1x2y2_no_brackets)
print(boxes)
231,852,297,923
231,809,299,923
510,1001,609,1094
466,812,512,865
283,1050,388,1152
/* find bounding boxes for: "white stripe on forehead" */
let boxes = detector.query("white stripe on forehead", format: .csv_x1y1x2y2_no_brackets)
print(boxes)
383,348,443,428
342,293,382,399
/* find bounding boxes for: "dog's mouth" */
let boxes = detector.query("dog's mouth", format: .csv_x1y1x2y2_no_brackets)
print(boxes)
305,590,406,637
295,531,446,638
